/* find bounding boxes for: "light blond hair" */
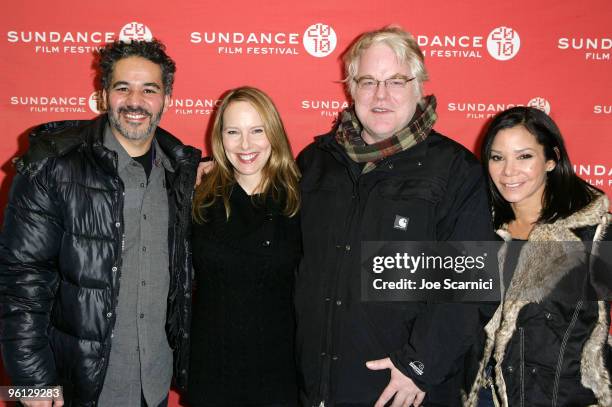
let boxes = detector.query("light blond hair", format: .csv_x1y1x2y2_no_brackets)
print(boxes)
193,86,300,221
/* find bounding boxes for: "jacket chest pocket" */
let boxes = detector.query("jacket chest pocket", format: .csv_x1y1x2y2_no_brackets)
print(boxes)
362,178,444,240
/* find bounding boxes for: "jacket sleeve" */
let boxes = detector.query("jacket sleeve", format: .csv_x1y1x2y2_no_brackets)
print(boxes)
389,149,497,390
0,162,62,386
389,302,495,391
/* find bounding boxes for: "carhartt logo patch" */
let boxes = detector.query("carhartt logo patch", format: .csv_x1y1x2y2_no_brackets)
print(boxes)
393,215,409,231
409,360,424,376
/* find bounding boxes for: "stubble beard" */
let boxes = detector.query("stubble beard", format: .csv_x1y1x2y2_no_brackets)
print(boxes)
108,105,164,141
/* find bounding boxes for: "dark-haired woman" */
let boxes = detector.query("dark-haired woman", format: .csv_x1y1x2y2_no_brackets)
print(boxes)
186,87,301,406
465,107,611,407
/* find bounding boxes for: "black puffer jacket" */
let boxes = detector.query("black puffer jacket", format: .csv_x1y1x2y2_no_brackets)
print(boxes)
295,130,496,406
0,116,201,406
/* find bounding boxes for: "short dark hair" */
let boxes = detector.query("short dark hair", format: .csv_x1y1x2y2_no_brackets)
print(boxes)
98,39,176,95
481,106,601,228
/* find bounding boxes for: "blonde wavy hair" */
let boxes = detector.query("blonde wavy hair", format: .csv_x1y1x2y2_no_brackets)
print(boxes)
193,86,300,222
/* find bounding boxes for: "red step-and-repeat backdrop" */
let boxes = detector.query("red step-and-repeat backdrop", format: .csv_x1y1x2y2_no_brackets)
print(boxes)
1,0,610,405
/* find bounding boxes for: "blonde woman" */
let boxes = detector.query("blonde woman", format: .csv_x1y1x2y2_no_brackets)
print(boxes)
187,87,301,406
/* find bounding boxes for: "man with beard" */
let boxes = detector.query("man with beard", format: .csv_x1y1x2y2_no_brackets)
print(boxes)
295,27,494,407
0,39,201,407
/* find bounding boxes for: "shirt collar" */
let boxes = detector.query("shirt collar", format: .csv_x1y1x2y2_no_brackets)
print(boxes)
154,139,174,172
103,124,174,173
103,124,132,172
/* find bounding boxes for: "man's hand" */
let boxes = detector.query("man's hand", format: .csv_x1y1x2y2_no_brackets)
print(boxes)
366,357,426,407
195,160,215,187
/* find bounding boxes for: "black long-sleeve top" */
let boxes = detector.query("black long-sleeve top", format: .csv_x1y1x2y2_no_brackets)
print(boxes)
187,184,301,407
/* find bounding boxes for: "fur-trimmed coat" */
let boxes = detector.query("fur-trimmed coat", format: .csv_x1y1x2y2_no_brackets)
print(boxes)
465,194,612,407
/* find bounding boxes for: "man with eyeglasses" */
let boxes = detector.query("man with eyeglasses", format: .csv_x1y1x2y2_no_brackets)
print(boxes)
295,26,494,407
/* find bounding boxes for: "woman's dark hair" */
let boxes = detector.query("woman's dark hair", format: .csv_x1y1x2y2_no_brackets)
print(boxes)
481,106,601,228
98,39,176,95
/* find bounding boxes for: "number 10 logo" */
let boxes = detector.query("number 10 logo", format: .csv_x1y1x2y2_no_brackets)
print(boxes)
303,23,337,58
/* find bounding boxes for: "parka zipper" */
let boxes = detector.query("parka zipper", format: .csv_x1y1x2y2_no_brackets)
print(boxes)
551,300,583,407
316,155,396,404
95,155,126,403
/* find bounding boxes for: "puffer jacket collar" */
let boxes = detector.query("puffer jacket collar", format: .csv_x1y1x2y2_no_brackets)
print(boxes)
19,115,200,177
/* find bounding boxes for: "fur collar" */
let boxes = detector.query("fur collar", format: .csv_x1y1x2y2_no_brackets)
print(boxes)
496,194,609,243
498,194,609,304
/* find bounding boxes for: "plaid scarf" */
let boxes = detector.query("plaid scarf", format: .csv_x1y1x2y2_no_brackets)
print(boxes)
335,95,437,174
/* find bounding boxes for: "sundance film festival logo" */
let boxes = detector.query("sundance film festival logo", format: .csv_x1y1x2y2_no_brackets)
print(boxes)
89,91,102,114
301,99,349,118
189,23,336,58
417,26,520,61
119,22,153,42
527,97,551,114
447,96,550,119
303,23,337,57
487,26,520,60
6,21,152,54
574,163,612,188
169,97,221,115
594,104,612,115
558,37,610,61
9,95,93,114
